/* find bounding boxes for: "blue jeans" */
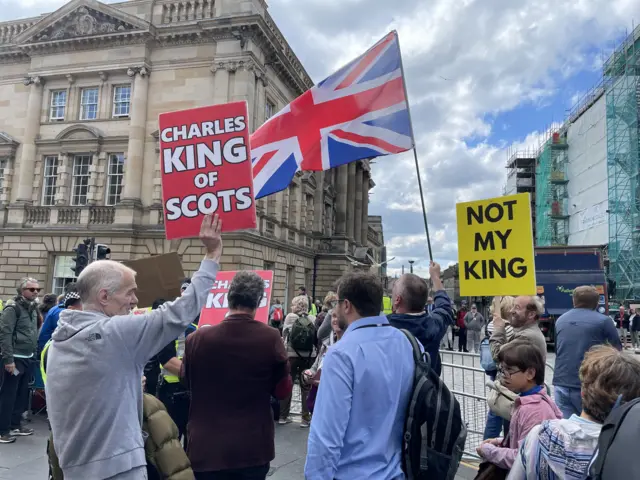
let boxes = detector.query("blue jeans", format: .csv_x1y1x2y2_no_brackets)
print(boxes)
554,385,582,419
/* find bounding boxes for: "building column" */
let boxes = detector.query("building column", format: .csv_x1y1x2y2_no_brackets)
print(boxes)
354,164,363,245
255,71,267,129
120,67,150,206
15,76,44,203
346,162,356,239
335,165,348,235
361,172,370,247
313,171,325,233
231,60,256,131
211,62,230,105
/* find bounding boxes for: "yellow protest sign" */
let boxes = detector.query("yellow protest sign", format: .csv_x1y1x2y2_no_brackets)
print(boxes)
456,193,536,296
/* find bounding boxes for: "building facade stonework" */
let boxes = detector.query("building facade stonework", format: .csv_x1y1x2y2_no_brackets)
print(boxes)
0,0,383,307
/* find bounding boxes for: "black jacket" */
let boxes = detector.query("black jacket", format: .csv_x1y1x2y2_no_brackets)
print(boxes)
387,290,454,376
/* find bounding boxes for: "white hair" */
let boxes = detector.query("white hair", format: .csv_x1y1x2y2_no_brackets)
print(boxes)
527,296,545,317
76,260,136,302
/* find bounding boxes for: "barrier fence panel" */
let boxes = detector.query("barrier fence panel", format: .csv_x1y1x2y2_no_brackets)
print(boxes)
439,350,555,459
289,350,555,461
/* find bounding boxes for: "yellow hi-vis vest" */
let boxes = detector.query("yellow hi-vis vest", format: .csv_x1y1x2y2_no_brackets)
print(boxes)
160,323,197,384
41,339,52,385
382,296,393,315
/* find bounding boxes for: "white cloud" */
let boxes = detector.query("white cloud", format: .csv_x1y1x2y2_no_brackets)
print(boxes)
266,0,639,274
2,0,639,278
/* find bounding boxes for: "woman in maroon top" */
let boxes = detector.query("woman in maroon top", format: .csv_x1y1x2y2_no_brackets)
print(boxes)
182,271,292,480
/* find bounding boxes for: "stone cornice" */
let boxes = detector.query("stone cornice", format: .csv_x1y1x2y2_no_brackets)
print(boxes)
1,6,312,99
0,132,20,157
210,53,266,79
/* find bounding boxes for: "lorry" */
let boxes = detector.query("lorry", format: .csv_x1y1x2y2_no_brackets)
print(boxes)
535,245,608,346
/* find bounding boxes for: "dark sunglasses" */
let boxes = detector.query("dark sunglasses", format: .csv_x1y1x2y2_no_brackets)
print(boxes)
24,288,41,293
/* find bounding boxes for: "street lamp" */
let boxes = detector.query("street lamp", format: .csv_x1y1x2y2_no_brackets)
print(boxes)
408,260,414,274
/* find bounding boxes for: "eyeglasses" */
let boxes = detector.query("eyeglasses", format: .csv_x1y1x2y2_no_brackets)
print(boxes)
23,288,41,293
498,365,522,379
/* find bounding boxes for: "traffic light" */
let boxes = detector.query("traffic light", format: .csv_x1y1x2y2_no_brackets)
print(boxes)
95,244,111,261
71,240,91,277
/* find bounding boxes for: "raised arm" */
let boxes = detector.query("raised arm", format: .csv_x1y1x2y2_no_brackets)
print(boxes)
115,214,223,365
428,261,454,336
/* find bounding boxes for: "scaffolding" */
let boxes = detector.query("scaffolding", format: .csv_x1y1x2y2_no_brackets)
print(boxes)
536,132,569,246
505,150,537,240
605,25,640,301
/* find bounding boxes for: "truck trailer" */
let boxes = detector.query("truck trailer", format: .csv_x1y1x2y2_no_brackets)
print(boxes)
535,245,608,346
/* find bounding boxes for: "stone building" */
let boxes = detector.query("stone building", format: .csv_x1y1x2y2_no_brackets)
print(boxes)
0,0,382,308
442,263,460,305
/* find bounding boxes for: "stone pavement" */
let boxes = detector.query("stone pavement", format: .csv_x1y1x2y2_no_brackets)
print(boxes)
0,414,478,479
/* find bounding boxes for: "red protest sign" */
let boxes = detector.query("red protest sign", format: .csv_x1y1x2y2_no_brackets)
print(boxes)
159,102,257,240
199,270,274,327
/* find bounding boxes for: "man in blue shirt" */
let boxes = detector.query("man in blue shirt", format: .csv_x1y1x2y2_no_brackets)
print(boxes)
305,271,415,480
553,285,621,419
38,283,77,353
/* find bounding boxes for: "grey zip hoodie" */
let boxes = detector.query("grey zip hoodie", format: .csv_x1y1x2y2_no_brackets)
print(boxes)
46,259,219,480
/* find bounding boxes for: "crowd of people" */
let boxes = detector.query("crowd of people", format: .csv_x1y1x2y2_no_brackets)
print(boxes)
476,286,640,479
0,214,639,479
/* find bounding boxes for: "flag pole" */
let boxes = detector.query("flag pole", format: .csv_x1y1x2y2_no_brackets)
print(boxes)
395,31,433,262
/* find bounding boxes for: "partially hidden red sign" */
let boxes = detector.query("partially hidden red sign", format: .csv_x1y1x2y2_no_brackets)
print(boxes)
158,102,257,240
199,270,274,327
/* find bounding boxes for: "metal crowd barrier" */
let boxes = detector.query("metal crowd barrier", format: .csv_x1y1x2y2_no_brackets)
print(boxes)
440,350,555,459
289,350,555,461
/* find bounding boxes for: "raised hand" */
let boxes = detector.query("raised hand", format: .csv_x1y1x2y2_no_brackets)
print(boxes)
200,214,222,261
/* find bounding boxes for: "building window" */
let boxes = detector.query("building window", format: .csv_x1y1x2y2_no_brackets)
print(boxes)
52,255,77,296
265,99,276,120
49,90,67,121
264,261,275,271
106,153,125,206
80,87,99,120
0,158,5,194
71,155,92,206
42,155,59,206
112,85,131,117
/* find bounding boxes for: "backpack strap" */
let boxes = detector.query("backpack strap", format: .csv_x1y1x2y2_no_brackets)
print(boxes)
400,329,431,366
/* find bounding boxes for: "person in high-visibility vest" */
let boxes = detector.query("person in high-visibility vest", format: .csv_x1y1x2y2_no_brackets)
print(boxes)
155,296,197,450
382,296,393,315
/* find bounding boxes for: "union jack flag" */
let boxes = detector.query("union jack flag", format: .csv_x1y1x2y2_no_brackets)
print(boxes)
251,31,414,199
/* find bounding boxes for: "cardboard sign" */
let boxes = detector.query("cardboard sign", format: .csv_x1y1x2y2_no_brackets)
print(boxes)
456,193,536,296
199,270,274,327
122,253,185,308
159,102,257,240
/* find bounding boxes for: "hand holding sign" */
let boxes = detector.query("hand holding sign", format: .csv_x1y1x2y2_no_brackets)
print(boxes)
200,214,222,262
429,261,443,290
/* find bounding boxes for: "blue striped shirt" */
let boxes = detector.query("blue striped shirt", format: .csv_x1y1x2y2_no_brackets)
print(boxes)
305,315,415,480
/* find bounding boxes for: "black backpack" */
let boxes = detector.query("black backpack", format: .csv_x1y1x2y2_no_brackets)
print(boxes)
400,329,466,480
587,397,640,479
289,314,316,355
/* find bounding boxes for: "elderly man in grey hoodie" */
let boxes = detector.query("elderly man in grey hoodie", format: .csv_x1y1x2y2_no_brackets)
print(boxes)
45,214,222,480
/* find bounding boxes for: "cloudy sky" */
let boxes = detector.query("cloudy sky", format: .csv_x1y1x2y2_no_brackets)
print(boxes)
3,0,640,277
